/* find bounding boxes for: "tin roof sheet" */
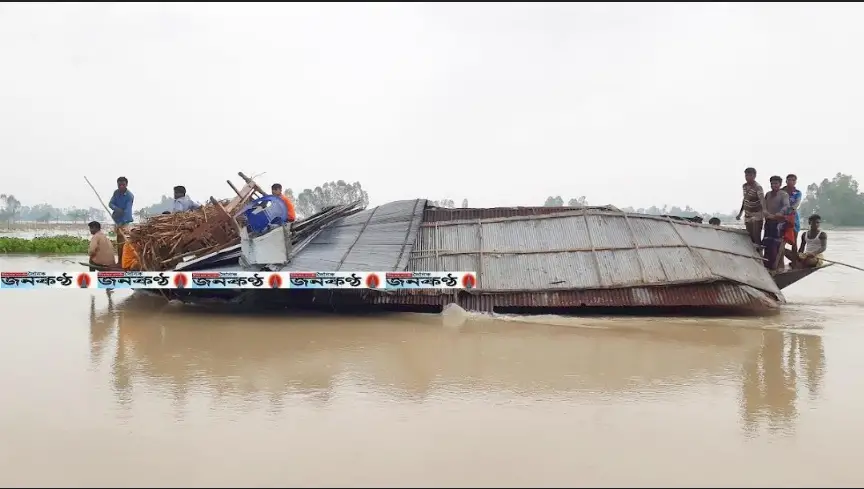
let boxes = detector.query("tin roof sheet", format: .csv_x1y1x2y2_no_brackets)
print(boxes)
285,199,426,272
409,209,780,296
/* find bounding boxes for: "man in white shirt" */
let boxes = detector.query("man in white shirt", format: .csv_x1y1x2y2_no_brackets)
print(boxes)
173,185,201,213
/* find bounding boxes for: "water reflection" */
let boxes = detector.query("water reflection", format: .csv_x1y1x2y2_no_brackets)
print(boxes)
89,292,826,436
739,329,826,435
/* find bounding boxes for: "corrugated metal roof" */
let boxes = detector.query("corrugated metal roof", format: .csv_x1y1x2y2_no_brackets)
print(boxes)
285,199,426,272
409,208,780,296
176,203,784,312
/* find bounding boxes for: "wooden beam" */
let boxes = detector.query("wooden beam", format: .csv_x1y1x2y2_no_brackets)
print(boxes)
211,196,242,235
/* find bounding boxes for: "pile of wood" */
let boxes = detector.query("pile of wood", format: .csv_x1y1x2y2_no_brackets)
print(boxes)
127,200,235,270
127,172,266,271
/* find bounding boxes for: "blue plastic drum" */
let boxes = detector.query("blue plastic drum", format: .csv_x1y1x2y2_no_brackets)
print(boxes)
238,195,288,233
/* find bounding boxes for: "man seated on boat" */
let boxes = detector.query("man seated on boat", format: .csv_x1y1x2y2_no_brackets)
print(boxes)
271,183,297,223
173,185,201,213
87,221,116,271
784,214,827,269
708,217,721,226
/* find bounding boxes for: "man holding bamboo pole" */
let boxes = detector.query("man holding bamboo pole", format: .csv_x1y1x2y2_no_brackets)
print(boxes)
108,176,134,264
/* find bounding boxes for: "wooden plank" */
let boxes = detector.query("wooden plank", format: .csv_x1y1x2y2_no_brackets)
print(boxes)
226,181,256,213
237,172,267,199
211,196,242,235
227,180,243,198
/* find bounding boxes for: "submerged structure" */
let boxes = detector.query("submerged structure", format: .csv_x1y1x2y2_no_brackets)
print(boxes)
146,199,822,314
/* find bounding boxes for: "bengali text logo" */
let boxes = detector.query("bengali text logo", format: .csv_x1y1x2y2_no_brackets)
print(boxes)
365,273,380,288
268,273,283,288
76,273,91,288
173,273,188,288
462,273,476,289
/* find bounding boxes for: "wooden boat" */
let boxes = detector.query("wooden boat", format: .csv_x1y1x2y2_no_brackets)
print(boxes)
771,263,833,290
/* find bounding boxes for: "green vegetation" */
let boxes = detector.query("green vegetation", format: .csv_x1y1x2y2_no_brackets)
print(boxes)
799,173,864,226
0,235,91,254
1,194,107,226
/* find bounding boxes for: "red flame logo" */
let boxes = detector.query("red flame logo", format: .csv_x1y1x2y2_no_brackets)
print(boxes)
76,273,91,288
365,273,380,288
268,274,283,288
173,273,188,288
462,273,476,289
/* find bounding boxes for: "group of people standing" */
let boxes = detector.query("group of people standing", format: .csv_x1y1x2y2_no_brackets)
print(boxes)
737,167,827,271
86,177,297,270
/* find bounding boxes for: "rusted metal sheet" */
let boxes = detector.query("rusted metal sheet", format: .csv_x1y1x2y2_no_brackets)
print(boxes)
368,282,782,311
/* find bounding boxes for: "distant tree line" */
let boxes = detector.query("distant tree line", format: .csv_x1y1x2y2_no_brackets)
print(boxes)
540,194,736,220
0,194,106,226
427,198,469,209
543,196,589,208
542,172,864,226
798,173,864,226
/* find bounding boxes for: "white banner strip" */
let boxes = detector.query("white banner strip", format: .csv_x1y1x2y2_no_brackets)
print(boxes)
0,271,478,290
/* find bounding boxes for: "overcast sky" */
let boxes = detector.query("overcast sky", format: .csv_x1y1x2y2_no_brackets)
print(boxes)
1,2,863,214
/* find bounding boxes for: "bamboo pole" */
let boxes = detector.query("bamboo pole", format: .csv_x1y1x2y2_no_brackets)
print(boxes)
822,258,864,272
83,176,127,242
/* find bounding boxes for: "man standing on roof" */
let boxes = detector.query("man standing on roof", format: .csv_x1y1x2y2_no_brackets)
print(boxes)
108,176,134,265
172,185,201,213
736,167,765,246
271,183,297,223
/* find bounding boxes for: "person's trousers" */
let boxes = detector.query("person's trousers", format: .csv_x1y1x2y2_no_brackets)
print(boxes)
745,219,763,246
762,220,782,269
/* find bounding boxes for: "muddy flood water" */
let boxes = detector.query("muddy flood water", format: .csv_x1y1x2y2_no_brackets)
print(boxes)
1,230,864,487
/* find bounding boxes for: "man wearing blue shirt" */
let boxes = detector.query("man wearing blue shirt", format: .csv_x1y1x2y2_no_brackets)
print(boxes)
108,176,134,264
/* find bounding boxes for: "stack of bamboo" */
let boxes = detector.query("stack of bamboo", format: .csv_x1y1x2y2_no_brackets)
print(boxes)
128,199,242,271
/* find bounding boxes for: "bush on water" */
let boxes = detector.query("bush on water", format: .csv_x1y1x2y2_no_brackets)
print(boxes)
0,235,98,254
